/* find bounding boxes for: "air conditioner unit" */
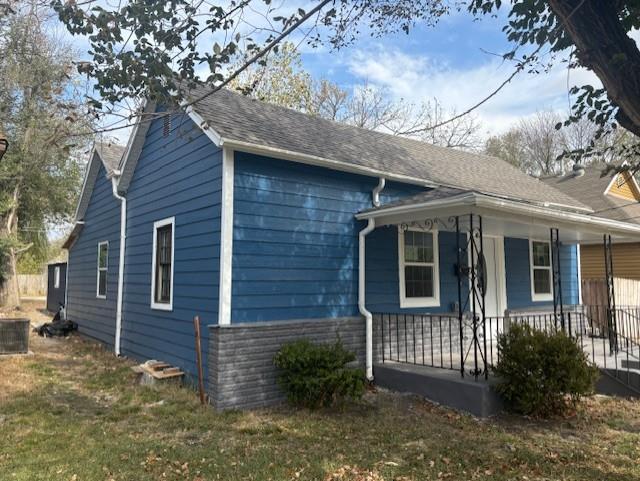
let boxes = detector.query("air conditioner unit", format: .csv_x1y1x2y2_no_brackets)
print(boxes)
0,319,30,355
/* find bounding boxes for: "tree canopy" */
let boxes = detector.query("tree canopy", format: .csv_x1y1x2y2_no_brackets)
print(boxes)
50,0,640,167
0,1,91,306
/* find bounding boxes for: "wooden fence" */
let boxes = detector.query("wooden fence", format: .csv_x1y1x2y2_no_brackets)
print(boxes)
17,274,47,297
582,277,640,306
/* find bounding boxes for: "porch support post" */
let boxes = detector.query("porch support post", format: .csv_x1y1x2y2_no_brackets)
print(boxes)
604,234,618,354
479,216,488,380
468,213,487,380
550,228,565,331
455,216,464,378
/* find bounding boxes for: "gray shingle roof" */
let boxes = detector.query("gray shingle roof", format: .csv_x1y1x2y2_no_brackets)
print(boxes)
95,142,126,174
188,87,588,210
542,167,640,225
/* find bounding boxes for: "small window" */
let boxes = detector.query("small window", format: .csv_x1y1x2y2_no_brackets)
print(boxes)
399,228,440,308
54,266,60,289
97,242,108,298
151,217,174,310
530,240,553,301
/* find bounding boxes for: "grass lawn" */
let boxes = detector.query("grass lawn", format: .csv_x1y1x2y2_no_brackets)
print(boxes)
1,303,640,481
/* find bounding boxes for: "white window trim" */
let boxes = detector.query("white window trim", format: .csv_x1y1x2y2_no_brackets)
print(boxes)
398,227,440,308
96,241,109,299
54,266,60,289
529,238,554,302
151,216,175,311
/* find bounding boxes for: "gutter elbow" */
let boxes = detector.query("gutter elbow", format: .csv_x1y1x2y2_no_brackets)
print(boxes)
372,177,386,207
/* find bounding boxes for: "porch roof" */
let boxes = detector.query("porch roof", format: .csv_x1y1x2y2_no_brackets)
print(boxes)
356,188,640,243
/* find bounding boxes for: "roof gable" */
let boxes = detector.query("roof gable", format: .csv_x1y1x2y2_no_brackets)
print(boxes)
542,165,640,225
73,143,126,222
605,171,640,201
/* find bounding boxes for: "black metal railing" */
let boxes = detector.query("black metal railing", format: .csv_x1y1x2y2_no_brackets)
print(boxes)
377,313,461,371
375,305,640,387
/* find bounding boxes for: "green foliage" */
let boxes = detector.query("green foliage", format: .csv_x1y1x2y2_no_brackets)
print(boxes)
494,324,600,417
16,252,42,275
228,42,314,112
0,2,89,301
0,237,11,283
273,339,366,408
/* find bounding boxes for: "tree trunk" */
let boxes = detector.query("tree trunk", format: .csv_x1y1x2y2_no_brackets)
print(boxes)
0,184,21,310
0,247,20,310
548,0,640,137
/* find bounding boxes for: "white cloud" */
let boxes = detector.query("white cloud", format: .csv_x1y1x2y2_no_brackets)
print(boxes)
344,45,601,135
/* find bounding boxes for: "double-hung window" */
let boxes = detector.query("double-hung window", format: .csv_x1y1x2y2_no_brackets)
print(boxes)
151,217,174,310
97,241,108,298
399,228,440,308
530,240,553,301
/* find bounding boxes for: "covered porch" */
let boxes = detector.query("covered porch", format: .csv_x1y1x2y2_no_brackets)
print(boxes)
357,188,640,413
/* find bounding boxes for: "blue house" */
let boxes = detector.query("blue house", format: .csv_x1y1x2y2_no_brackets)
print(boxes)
64,87,640,411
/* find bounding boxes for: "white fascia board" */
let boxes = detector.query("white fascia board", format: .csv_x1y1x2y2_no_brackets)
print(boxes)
117,100,157,193
357,192,640,238
474,195,640,236
184,105,223,147
603,160,627,196
220,139,438,189
73,150,100,221
355,193,477,220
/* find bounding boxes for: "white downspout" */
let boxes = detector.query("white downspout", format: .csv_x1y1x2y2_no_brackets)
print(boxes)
111,177,126,356
359,177,385,381
372,177,385,207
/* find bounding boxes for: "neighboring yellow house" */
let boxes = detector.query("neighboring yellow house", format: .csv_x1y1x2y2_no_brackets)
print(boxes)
543,164,640,282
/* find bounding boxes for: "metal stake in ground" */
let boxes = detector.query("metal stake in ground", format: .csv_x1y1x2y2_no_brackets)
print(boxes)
193,316,206,405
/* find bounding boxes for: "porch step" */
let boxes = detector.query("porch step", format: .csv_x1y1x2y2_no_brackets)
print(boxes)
374,362,503,418
597,368,640,398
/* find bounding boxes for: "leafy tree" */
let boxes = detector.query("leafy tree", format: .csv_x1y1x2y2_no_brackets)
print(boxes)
51,0,640,166
228,41,314,112
0,1,90,307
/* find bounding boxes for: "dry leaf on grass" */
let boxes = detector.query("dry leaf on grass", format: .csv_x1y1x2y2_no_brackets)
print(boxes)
324,465,385,481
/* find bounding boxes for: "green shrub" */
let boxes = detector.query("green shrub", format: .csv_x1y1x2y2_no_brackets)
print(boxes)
493,324,599,416
273,339,366,408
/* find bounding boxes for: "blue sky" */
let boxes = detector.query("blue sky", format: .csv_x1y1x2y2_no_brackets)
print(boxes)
58,2,611,141
294,8,600,136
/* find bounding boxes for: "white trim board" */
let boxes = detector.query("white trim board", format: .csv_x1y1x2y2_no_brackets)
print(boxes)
150,216,175,311
482,235,508,318
218,147,234,325
397,227,440,308
529,238,554,302
96,241,109,299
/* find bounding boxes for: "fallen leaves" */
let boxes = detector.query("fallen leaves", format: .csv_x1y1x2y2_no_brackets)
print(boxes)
323,465,384,481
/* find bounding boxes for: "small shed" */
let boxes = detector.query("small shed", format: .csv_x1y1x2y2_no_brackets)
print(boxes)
46,262,67,312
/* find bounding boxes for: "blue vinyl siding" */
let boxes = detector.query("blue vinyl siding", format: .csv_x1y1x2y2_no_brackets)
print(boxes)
231,152,424,323
67,164,120,347
366,226,466,314
505,238,579,309
120,112,222,380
